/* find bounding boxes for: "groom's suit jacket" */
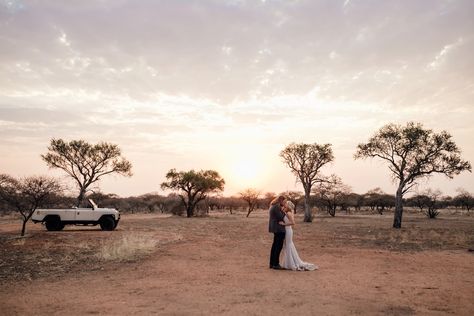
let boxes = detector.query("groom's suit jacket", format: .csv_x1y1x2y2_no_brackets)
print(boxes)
268,204,286,233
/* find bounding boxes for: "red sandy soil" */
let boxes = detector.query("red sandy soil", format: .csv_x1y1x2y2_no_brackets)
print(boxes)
0,211,473,315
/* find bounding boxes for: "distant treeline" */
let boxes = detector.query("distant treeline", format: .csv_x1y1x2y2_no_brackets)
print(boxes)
1,189,471,217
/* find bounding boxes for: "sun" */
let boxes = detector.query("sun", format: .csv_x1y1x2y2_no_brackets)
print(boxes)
220,145,270,190
232,158,259,184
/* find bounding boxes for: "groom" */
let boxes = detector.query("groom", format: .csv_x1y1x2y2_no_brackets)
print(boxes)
269,195,287,270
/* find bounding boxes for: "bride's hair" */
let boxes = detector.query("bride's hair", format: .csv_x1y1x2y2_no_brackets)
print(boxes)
286,201,295,211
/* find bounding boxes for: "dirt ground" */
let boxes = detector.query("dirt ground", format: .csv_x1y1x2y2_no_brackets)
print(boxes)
0,210,473,315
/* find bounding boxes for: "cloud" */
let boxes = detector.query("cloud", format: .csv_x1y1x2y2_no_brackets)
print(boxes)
427,37,464,70
1,0,472,107
0,0,473,196
0,0,25,14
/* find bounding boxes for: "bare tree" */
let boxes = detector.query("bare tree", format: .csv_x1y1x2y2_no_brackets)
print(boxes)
312,175,351,217
239,188,261,217
221,195,245,214
280,143,334,222
260,192,276,209
42,139,132,206
284,191,304,214
0,174,62,236
161,169,225,217
355,122,471,228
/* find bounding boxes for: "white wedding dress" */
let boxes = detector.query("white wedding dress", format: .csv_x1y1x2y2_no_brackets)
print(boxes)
282,215,318,271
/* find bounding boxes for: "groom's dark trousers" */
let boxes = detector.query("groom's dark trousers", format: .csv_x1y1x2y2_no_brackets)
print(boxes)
270,232,285,267
269,203,286,267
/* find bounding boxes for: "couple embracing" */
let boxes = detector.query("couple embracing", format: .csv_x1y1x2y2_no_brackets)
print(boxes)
268,195,318,271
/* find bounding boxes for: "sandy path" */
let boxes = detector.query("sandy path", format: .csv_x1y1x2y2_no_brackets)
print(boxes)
1,214,473,315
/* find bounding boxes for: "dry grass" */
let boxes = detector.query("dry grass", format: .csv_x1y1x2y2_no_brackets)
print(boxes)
0,212,472,283
96,233,159,261
2,213,474,316
10,238,26,246
382,226,472,250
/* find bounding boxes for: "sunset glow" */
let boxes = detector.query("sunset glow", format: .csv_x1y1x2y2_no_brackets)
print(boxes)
233,158,260,186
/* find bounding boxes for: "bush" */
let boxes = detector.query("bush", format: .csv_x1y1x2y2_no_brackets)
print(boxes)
425,208,440,219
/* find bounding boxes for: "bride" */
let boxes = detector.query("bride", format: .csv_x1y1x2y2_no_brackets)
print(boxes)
279,201,318,271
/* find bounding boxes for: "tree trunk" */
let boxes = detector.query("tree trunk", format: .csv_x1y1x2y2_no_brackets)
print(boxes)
21,219,27,236
186,206,193,217
377,206,383,215
186,202,193,217
303,189,312,222
393,186,404,228
77,188,86,207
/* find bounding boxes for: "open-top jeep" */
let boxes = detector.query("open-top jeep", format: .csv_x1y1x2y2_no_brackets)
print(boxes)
32,199,120,231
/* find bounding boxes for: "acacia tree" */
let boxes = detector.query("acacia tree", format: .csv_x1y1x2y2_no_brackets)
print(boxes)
422,189,443,219
364,188,394,215
355,122,471,228
344,193,364,212
454,188,474,212
312,175,351,217
239,188,261,217
0,174,62,236
280,143,334,222
408,191,431,212
161,169,225,217
42,139,132,206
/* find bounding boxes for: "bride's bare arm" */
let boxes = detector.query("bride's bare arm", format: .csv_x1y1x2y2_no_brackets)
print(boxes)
287,212,295,225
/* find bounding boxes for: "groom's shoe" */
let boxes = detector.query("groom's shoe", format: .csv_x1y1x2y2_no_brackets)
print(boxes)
271,265,285,270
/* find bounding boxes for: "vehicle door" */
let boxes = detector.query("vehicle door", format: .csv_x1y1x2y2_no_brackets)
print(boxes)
60,209,76,221
75,207,95,222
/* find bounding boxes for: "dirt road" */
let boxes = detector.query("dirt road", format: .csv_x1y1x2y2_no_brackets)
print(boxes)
1,212,473,315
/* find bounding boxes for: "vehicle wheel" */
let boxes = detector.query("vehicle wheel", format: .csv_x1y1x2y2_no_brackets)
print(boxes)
99,216,116,231
45,217,64,231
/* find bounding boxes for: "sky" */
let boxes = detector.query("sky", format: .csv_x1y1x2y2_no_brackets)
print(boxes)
1,0,473,198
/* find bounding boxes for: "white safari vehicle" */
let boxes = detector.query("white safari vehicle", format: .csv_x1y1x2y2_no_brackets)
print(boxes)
32,199,120,231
